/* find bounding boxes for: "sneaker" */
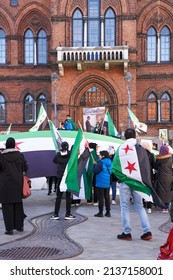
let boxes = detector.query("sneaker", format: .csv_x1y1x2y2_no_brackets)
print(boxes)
65,214,76,220
141,231,152,240
147,208,152,214
93,202,98,206
94,212,103,217
51,215,59,220
117,232,132,240
105,211,111,217
112,200,117,205
161,209,169,214
47,191,52,196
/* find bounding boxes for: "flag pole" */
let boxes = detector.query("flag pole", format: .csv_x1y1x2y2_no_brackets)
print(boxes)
78,121,96,163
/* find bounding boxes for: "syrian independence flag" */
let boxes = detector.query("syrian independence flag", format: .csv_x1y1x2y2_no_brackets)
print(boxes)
29,104,48,132
127,108,147,134
48,119,63,152
103,110,118,137
4,123,12,135
112,139,164,207
59,128,90,197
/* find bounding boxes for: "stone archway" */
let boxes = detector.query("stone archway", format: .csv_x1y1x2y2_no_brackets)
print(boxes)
69,75,118,129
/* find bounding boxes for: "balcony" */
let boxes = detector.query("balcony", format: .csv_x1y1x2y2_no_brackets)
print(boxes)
56,46,129,76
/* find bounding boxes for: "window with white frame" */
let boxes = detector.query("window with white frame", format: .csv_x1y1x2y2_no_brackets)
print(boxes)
0,94,5,123
0,29,6,64
147,26,170,63
72,1,116,47
147,92,171,123
24,28,47,65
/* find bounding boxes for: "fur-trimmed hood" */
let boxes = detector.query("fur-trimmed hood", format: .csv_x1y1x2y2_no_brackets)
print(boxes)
156,153,172,160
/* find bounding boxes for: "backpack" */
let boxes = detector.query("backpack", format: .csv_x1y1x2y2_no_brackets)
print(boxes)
157,227,173,260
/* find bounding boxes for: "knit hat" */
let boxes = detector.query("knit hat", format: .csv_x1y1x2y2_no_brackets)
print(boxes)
89,142,97,150
6,137,15,149
159,144,169,155
61,141,69,151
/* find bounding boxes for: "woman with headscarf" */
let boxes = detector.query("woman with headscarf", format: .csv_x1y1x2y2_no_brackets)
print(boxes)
0,137,28,234
155,144,172,213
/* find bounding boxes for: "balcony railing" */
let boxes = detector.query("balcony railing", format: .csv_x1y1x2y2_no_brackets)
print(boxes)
56,46,129,75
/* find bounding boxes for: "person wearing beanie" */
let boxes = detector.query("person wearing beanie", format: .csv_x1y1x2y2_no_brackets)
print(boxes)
0,137,28,235
93,150,112,217
155,144,172,213
51,141,75,220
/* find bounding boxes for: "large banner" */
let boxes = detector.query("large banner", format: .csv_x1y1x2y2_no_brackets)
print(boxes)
83,107,105,131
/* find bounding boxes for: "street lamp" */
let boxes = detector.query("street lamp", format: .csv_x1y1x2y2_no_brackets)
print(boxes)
51,72,59,127
124,72,133,128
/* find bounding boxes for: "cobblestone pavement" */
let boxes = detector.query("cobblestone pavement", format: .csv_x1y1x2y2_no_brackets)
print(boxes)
0,190,172,260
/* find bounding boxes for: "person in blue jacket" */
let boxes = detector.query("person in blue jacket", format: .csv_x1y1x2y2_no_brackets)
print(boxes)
93,150,112,217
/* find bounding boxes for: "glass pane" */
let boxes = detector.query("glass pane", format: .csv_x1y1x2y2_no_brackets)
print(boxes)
25,95,34,122
148,102,157,121
147,27,156,62
0,29,6,64
105,8,116,46
88,0,100,46
147,93,157,121
161,93,170,121
25,29,34,64
38,29,47,64
160,26,170,62
0,95,5,123
88,0,99,17
73,9,83,47
37,94,47,115
88,20,100,46
11,0,18,6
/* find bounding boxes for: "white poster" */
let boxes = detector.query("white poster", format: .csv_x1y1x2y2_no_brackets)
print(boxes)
83,107,105,132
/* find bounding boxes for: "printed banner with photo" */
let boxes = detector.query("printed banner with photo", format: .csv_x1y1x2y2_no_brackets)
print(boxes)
83,107,105,132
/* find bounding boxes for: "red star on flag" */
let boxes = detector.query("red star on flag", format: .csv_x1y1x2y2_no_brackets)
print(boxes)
15,141,23,150
122,145,134,154
124,161,137,174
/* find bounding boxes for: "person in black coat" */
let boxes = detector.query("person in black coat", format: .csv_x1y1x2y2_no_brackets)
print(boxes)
51,141,75,220
0,137,28,235
155,144,172,213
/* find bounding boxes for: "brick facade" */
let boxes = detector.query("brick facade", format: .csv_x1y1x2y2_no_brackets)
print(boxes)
0,1,173,145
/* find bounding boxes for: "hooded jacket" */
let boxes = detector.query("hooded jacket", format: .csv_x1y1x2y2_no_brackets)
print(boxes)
53,150,71,179
93,157,112,188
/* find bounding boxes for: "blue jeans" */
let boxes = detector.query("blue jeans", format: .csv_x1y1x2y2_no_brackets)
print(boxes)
111,181,116,200
119,182,151,234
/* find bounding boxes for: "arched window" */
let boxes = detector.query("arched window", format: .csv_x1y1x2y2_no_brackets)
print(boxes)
147,27,156,62
72,9,83,47
0,29,6,64
24,94,34,123
80,86,108,106
38,29,47,64
11,0,18,6
0,94,5,123
160,26,170,62
160,93,171,122
37,94,47,116
147,93,157,122
24,29,34,64
105,8,116,46
88,0,100,46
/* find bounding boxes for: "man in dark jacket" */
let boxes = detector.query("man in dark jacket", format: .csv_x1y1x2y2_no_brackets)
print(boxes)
51,141,75,220
0,137,28,235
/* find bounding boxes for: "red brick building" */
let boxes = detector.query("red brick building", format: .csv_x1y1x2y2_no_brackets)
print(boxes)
0,0,173,145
